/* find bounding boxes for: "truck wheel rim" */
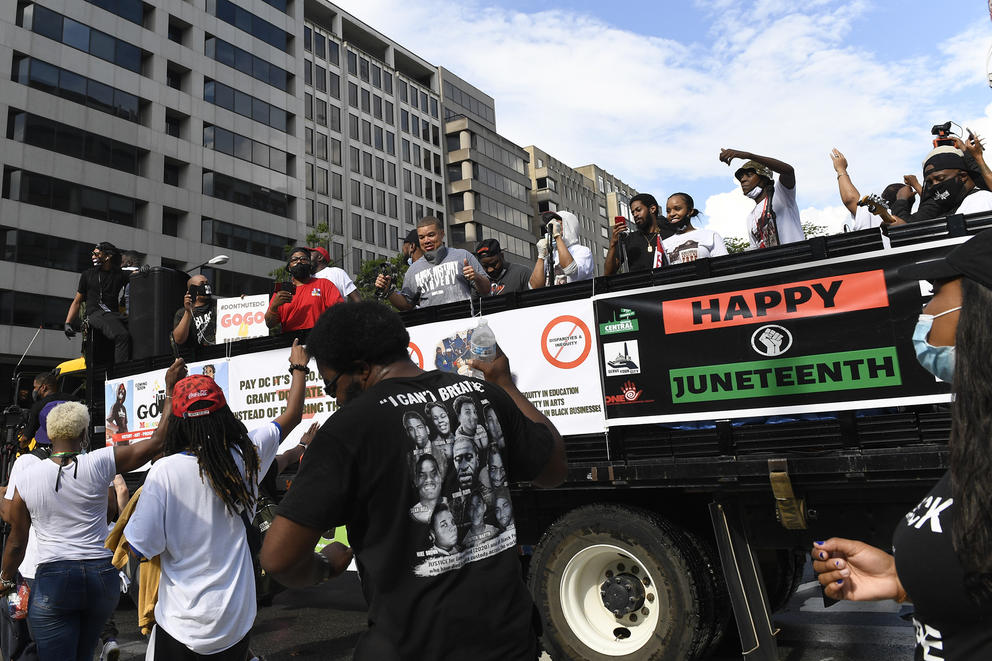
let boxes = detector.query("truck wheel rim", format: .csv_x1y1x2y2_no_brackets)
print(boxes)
559,543,661,655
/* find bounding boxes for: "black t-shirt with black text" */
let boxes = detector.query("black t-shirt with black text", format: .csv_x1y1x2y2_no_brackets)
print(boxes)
77,267,128,317
893,471,992,660
277,370,554,661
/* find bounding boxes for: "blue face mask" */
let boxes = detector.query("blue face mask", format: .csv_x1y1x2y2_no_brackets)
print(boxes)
912,306,961,382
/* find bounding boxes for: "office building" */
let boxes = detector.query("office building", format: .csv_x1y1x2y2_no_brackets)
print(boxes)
439,67,532,264
0,0,445,379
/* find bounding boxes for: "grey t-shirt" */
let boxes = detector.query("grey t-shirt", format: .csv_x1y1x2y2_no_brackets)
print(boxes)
400,247,483,308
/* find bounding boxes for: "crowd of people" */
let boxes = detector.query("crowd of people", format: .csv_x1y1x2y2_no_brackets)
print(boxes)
63,134,992,362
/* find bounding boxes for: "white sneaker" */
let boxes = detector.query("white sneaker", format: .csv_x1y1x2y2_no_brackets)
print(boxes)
100,639,120,661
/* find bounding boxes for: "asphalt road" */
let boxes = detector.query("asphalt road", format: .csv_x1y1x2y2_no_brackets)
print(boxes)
109,561,916,660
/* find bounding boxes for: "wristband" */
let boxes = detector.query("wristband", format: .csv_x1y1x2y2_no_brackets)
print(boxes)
288,364,308,374
313,552,333,585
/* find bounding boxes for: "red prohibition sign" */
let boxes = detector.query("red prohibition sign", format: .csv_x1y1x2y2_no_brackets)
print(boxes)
408,342,424,368
541,315,591,369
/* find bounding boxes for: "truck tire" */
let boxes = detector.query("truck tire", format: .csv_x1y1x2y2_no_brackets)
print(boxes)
679,531,732,659
757,548,806,613
528,504,703,660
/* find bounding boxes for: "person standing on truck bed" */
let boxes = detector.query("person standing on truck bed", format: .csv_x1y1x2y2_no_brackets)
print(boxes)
172,274,217,350
375,216,490,309
662,192,729,264
259,301,566,661
812,229,992,661
530,210,594,287
64,242,131,363
604,193,674,275
719,149,804,249
266,247,345,333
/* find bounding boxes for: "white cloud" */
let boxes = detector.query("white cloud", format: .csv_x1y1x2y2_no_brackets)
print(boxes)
337,0,992,231
700,189,755,241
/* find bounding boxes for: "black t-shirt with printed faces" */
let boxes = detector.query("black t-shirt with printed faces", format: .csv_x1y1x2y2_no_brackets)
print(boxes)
277,370,554,661
893,471,992,661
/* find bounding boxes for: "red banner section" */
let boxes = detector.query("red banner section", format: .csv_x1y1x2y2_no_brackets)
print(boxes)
662,270,889,334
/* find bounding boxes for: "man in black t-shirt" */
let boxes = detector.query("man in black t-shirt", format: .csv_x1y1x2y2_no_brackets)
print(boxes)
474,239,531,296
64,242,131,362
604,193,674,275
18,372,71,447
172,274,217,350
260,302,566,661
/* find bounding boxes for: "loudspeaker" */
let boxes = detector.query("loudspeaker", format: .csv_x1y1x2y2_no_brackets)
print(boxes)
128,267,188,360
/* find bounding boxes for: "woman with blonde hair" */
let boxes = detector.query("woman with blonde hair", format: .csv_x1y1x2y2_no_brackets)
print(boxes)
0,360,185,660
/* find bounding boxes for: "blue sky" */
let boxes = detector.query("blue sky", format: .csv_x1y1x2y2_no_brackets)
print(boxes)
339,0,992,240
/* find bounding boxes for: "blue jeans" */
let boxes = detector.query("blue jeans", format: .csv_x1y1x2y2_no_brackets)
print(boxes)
28,558,120,661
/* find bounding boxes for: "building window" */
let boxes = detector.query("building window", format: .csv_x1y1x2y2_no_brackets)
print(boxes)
202,171,293,218
201,217,291,260
203,79,289,133
205,35,291,91
19,5,147,74
4,167,141,226
6,109,144,174
206,0,291,53
10,55,144,123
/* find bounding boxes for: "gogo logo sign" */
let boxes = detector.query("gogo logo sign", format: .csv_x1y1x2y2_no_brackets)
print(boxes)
220,311,266,328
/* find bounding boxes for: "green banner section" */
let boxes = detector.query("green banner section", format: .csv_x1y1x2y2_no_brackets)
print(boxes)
669,347,902,404
599,318,639,335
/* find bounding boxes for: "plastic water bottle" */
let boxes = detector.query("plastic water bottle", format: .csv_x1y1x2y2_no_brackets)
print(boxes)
470,319,497,362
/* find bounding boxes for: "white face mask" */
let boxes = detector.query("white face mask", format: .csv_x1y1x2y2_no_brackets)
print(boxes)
745,186,764,200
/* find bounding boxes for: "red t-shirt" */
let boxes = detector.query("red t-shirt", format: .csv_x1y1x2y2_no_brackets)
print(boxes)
272,278,344,331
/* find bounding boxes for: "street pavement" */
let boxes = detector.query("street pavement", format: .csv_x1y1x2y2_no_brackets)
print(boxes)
110,561,916,660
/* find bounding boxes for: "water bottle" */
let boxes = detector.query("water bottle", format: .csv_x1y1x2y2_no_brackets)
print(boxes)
470,319,497,362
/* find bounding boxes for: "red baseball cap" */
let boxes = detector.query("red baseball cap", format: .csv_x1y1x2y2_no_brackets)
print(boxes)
171,375,227,418
310,246,330,262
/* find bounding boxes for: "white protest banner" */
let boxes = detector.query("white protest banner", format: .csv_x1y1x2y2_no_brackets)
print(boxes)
216,295,270,342
406,300,605,436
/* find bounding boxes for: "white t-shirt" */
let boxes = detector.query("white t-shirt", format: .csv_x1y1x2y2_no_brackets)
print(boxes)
13,446,116,565
4,454,42,578
124,422,280,655
955,189,992,215
746,179,804,249
313,266,356,298
663,229,728,264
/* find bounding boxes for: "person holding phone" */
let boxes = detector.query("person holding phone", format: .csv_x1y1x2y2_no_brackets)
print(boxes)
265,247,344,333
604,194,674,275
172,274,217,349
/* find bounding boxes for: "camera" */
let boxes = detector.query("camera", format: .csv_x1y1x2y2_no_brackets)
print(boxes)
931,121,961,148
188,283,212,299
374,262,398,299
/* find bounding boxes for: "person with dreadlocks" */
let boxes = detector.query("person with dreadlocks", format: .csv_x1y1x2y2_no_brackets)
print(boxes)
719,148,804,249
811,230,992,659
0,359,183,661
123,339,312,660
662,193,728,265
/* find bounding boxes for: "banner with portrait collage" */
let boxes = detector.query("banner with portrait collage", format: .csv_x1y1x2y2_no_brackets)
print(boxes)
593,242,958,425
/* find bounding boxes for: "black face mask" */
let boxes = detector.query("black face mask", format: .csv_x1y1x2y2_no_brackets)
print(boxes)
929,176,967,211
668,216,692,233
423,246,448,265
31,388,40,402
288,263,313,280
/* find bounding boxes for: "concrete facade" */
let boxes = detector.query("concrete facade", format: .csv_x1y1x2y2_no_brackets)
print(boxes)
439,68,532,265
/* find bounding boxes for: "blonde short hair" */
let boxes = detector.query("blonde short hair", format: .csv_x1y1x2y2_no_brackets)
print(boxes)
45,401,89,442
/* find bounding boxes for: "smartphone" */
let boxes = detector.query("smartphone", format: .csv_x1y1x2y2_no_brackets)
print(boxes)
274,281,296,296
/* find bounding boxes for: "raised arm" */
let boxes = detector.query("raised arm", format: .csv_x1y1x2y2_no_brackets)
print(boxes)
273,339,308,440
113,359,186,473
470,348,566,488
720,148,796,189
831,149,860,215
172,294,194,345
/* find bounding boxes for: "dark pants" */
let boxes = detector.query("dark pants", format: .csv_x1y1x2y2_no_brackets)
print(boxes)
152,625,250,660
28,559,120,661
0,577,38,661
87,310,131,363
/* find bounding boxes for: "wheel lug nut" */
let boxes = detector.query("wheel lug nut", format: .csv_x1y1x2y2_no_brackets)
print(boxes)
629,613,638,622
641,607,650,616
